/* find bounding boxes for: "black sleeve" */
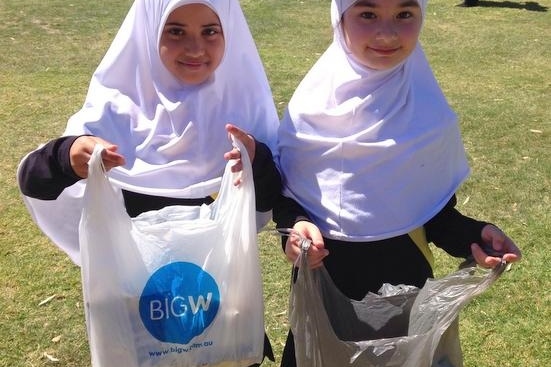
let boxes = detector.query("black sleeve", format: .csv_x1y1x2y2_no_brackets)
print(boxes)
272,195,310,229
251,141,282,212
425,195,489,258
18,136,82,200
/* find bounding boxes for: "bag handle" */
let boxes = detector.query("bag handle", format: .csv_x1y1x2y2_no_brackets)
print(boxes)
82,144,129,226
212,134,255,221
87,144,106,176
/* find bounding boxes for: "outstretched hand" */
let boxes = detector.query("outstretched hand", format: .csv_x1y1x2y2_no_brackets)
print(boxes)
70,135,125,178
470,224,522,268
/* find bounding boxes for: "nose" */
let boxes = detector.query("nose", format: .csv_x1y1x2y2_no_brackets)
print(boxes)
375,21,398,42
183,36,204,57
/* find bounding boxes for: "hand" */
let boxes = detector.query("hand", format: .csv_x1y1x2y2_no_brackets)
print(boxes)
69,136,125,178
223,124,256,185
284,221,329,269
470,224,522,268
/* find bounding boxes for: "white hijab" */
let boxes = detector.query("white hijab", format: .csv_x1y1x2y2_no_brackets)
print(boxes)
19,0,278,264
277,0,470,241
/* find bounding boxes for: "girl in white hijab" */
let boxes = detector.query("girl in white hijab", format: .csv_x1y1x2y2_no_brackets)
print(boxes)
18,0,279,260
18,1,278,363
274,1,520,365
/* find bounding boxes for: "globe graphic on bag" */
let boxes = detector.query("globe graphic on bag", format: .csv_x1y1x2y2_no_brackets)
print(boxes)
139,261,221,344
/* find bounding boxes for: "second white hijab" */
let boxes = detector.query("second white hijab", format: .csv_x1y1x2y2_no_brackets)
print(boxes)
278,0,470,241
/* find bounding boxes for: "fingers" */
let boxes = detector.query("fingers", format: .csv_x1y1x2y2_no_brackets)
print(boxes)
285,221,328,269
225,123,255,162
101,146,126,170
471,224,522,268
284,239,300,264
471,243,503,268
225,123,247,141
307,244,329,269
224,147,241,163
69,136,125,178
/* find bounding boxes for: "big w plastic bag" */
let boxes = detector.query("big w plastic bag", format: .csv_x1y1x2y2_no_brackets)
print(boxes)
290,241,507,367
79,142,264,367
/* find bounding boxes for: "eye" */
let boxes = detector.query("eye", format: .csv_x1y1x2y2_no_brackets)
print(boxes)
202,26,222,37
360,11,377,19
165,26,185,38
397,11,413,19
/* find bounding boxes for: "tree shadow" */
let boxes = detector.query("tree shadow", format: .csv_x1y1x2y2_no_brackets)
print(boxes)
458,1,549,11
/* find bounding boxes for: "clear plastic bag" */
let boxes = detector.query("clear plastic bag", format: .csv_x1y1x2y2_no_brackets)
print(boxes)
80,141,264,367
290,241,506,367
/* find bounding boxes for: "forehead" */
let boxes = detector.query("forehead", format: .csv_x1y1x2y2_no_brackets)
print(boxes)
165,3,220,23
159,0,226,29
336,0,424,16
350,0,421,8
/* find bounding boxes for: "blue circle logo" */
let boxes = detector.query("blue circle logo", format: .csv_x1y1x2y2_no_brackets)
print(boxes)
139,262,220,344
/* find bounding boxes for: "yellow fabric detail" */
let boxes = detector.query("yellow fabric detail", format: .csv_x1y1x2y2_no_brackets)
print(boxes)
408,227,435,270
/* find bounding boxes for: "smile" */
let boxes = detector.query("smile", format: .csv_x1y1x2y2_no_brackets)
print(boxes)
179,60,206,68
370,47,399,56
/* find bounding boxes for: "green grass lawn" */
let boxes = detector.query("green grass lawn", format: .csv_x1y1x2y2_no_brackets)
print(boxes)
1,1,550,366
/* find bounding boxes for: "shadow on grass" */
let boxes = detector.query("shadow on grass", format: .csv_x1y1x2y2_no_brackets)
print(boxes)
457,1,549,11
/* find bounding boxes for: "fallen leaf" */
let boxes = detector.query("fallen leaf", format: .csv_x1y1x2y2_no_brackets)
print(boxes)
43,352,59,362
51,335,62,343
38,295,57,306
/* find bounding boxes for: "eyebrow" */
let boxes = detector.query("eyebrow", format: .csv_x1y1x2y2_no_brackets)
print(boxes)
353,0,420,8
164,22,221,28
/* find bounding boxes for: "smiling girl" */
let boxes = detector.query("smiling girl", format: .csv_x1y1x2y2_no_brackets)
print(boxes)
274,1,521,365
18,0,279,365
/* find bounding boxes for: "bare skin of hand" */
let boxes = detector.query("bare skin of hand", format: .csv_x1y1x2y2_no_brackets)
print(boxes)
223,123,256,185
285,220,329,268
69,136,126,178
470,224,522,268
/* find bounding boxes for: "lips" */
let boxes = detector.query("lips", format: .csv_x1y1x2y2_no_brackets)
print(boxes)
370,47,399,56
178,59,206,68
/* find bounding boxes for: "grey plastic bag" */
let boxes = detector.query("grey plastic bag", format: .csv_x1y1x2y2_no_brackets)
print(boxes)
290,246,506,367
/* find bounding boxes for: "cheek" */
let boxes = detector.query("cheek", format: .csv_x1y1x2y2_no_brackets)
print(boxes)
398,24,421,46
209,41,225,68
159,42,178,68
344,23,370,50
159,46,169,65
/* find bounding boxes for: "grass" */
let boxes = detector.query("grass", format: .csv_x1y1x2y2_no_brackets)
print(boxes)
1,0,550,366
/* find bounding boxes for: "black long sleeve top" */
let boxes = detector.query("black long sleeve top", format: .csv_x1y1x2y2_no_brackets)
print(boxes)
273,192,488,299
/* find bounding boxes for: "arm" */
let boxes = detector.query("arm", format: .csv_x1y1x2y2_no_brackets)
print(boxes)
426,195,521,267
19,135,126,200
251,141,282,212
272,195,311,231
425,195,487,258
18,136,82,200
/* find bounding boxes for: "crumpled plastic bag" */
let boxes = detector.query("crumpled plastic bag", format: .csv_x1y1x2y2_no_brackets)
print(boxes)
290,242,506,367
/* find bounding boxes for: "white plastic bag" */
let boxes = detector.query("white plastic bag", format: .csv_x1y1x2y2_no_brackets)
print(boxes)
290,243,506,367
80,141,264,367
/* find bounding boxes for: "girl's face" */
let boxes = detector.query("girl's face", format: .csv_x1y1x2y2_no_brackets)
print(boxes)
159,3,225,85
341,0,422,70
